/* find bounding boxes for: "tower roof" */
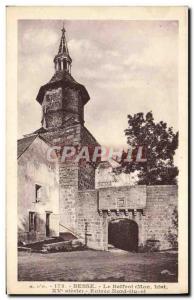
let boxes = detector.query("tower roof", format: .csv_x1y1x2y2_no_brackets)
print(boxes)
58,26,69,55
36,71,90,105
54,25,72,63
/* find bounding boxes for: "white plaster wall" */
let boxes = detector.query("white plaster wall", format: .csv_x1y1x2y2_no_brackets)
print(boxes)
18,137,60,241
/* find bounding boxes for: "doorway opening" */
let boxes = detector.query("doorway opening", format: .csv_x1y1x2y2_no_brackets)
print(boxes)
108,219,138,252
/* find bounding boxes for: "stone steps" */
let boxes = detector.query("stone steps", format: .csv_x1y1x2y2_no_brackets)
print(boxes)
18,232,79,253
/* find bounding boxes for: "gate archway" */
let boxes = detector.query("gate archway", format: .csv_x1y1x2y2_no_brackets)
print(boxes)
108,219,138,252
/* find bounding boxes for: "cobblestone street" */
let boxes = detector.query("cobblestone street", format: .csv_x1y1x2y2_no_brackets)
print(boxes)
18,250,178,282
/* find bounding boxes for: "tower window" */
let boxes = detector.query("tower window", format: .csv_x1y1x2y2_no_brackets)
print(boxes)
35,184,42,202
58,60,61,70
29,212,36,232
63,60,67,70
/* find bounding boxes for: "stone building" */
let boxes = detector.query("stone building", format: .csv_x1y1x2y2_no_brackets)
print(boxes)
18,27,178,251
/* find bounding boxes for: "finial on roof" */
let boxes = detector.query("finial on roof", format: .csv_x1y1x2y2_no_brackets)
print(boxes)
62,21,65,31
54,23,72,73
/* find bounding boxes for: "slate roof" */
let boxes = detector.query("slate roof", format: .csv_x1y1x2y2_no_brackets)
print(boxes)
57,27,71,58
17,134,53,159
17,135,37,158
36,70,90,105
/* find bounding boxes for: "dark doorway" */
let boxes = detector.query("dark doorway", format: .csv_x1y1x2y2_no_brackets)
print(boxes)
108,219,138,252
46,213,51,237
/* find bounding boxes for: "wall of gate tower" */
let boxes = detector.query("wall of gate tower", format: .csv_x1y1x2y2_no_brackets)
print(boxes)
76,185,178,251
40,122,99,236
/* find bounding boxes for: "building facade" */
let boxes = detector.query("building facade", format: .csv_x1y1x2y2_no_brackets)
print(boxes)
18,27,178,251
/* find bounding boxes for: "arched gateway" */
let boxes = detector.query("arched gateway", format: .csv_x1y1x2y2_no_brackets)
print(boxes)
108,219,138,252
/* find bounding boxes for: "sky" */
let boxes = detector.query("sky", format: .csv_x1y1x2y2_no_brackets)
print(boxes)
18,20,178,147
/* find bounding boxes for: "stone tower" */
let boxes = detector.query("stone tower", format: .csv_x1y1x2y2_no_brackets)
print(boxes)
35,27,99,235
36,26,89,131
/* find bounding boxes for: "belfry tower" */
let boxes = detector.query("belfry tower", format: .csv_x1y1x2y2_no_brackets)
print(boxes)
36,26,90,131
35,26,99,235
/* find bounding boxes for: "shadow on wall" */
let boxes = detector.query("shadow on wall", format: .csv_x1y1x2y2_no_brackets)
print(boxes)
108,219,138,252
18,212,59,244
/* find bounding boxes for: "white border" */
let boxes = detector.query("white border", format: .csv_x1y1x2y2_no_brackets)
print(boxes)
1,1,192,299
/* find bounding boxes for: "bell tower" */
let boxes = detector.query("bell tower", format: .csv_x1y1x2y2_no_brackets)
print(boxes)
32,25,100,238
36,26,90,130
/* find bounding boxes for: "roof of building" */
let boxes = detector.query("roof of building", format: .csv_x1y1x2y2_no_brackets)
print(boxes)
36,70,90,105
17,135,37,158
33,127,47,134
54,26,72,62
17,134,53,159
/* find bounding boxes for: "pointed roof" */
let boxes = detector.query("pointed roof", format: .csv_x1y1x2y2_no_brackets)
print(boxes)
58,26,69,56
54,25,72,63
17,135,54,159
36,71,89,105
17,135,37,158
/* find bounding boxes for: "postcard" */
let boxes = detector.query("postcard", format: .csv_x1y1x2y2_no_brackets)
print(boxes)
6,6,188,295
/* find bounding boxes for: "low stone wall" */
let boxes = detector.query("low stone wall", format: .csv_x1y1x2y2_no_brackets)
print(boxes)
42,239,84,252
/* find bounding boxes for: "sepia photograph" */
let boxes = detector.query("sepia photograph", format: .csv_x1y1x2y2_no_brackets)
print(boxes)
6,6,188,295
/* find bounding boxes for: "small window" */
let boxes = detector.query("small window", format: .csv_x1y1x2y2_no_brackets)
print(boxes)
117,197,125,208
29,212,36,232
35,184,42,202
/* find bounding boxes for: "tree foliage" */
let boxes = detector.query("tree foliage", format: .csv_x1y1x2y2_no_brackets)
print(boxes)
121,111,178,185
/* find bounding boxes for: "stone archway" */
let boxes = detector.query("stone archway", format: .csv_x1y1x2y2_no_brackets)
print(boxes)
108,219,138,252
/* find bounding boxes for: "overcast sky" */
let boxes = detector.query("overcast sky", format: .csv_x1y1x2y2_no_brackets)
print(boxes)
18,20,178,147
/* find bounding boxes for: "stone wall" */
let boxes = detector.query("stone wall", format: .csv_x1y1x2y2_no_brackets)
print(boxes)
78,126,99,190
78,163,95,190
59,163,79,233
145,185,178,250
63,87,84,120
98,186,147,210
41,84,85,129
77,190,105,250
